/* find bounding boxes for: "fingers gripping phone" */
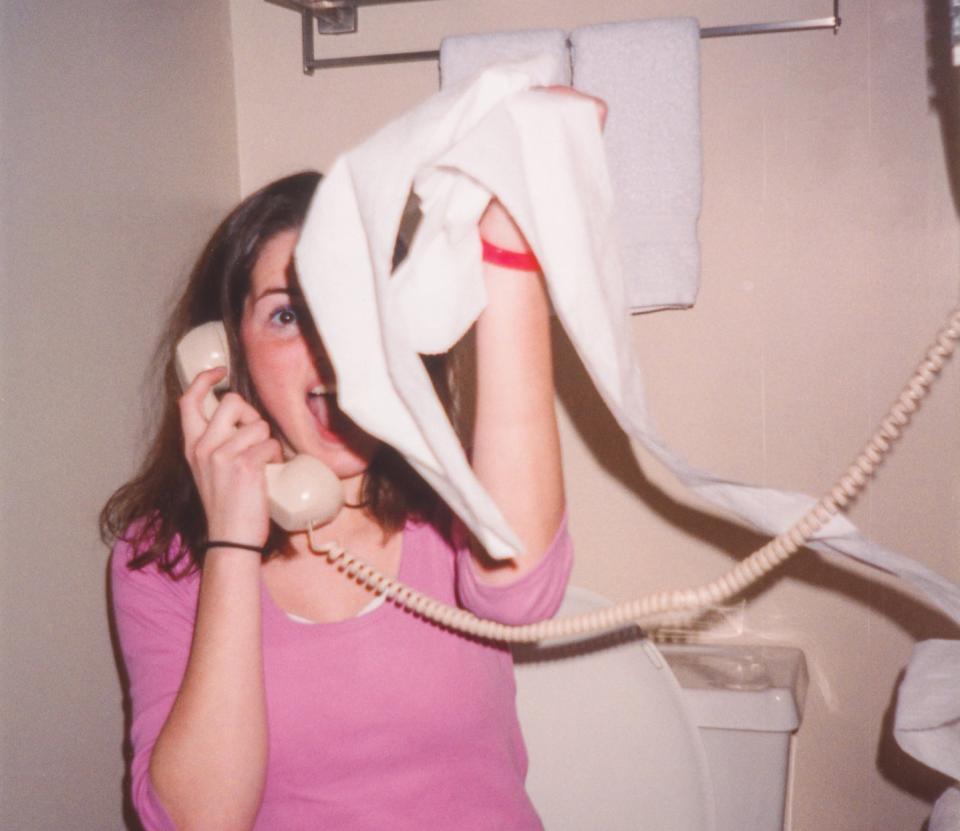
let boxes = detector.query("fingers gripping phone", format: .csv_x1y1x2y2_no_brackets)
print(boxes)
175,321,344,532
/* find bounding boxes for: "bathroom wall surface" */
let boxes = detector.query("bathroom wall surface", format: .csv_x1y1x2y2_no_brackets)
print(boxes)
230,1,960,829
0,2,240,828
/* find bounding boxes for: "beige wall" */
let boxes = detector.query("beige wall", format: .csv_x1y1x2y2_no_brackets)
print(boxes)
3,0,957,827
0,3,239,828
232,1,959,829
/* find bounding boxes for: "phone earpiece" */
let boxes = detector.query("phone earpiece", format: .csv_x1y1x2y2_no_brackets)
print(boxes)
175,321,230,420
176,321,345,532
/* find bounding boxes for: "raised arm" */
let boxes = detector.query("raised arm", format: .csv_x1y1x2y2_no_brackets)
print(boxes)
468,89,606,584
467,200,566,584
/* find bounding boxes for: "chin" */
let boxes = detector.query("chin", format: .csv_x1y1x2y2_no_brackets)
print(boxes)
303,436,379,481
282,398,381,479
324,455,373,481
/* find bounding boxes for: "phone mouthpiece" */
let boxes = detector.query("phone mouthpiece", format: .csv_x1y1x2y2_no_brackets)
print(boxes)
265,455,344,531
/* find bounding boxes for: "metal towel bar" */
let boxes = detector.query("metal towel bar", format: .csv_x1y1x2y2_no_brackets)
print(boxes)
265,0,841,75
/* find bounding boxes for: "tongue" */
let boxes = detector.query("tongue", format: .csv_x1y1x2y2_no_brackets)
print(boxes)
306,394,333,430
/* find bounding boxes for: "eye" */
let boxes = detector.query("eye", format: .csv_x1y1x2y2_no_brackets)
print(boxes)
269,304,299,329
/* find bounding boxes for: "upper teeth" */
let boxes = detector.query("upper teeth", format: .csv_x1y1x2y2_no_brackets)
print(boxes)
310,383,336,395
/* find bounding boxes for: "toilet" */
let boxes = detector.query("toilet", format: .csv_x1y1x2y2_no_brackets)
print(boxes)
512,587,807,831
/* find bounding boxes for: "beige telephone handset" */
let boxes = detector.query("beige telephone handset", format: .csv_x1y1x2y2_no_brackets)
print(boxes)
175,321,344,531
177,312,960,642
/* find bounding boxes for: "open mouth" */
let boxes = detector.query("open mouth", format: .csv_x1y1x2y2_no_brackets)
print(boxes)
306,384,351,443
305,382,379,459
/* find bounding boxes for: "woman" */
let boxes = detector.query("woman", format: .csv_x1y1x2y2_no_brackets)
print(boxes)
103,131,579,828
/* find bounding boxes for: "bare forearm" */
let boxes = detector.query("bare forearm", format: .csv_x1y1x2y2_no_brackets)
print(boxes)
471,265,565,580
149,549,267,830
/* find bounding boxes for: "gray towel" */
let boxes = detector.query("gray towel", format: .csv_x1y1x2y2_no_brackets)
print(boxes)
572,18,702,313
439,28,570,88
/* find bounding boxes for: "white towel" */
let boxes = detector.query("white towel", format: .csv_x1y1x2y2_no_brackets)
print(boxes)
297,56,569,559
295,58,960,791
929,784,960,831
439,28,570,89
571,18,702,312
894,639,960,781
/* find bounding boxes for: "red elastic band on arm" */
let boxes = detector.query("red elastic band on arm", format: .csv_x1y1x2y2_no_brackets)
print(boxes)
481,238,541,272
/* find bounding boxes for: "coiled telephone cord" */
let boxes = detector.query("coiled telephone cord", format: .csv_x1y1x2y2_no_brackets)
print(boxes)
308,308,960,642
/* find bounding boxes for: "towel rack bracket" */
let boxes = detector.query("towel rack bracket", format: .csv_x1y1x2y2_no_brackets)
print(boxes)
313,6,358,36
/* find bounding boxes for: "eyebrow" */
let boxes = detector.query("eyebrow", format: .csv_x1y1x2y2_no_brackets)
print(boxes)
253,287,299,304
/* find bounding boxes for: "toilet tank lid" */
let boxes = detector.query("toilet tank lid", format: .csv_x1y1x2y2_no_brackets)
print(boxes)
658,643,808,733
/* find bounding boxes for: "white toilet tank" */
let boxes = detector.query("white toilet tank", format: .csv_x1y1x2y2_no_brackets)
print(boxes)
513,588,807,831
659,643,808,831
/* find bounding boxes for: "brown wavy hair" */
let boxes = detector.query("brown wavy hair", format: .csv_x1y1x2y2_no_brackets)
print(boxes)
100,171,456,576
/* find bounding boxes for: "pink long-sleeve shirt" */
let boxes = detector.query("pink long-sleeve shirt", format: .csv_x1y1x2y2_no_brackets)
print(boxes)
111,516,573,830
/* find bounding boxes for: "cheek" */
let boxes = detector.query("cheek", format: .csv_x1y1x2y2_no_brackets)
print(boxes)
248,345,287,386
242,333,301,411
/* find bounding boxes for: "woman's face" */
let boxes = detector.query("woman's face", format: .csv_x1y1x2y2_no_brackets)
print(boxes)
239,228,379,480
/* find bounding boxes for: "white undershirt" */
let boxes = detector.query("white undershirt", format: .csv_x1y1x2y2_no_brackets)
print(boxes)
285,593,386,624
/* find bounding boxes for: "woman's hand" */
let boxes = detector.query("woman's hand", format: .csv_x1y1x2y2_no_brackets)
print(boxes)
179,367,282,547
478,86,607,252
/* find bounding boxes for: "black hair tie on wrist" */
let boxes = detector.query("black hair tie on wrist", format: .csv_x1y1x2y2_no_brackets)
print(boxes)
201,540,267,555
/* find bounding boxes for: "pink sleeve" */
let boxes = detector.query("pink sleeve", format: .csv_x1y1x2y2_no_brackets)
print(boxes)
455,511,573,625
111,537,197,831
